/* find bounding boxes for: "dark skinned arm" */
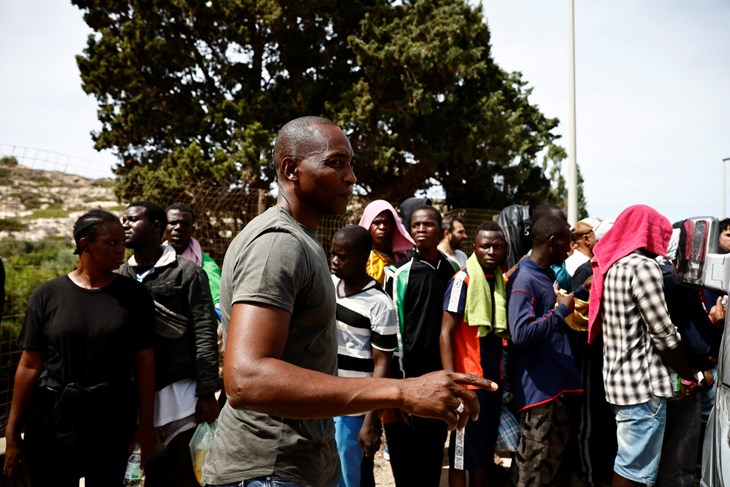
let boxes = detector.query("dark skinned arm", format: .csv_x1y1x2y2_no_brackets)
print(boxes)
358,347,392,456
130,347,156,464
224,302,498,431
3,350,44,477
440,310,460,372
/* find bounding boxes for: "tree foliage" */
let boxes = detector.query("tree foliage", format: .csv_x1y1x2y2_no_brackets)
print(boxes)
73,0,583,211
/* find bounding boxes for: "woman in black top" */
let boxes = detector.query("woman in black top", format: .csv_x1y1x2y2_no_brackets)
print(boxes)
3,209,156,487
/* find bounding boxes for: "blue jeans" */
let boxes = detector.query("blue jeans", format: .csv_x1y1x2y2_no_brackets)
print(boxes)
334,415,364,487
207,476,304,487
612,396,667,485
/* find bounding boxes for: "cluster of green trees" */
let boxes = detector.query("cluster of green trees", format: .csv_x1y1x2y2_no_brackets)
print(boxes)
72,0,586,213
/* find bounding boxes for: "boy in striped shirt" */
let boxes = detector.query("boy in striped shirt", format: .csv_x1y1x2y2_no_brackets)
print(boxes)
330,225,398,487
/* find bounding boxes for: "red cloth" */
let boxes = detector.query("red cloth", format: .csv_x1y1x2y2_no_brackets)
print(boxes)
587,204,673,343
358,200,414,261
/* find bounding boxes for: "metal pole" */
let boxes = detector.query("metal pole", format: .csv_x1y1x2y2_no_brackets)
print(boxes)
567,0,578,225
724,158,730,219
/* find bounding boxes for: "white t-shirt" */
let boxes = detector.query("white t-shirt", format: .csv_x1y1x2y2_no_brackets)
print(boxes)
565,249,590,277
154,379,197,427
446,249,468,269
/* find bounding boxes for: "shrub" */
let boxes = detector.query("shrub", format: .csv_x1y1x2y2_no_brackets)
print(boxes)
0,156,18,166
0,219,27,232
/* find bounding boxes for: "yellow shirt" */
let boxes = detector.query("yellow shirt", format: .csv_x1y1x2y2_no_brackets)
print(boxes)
366,250,394,285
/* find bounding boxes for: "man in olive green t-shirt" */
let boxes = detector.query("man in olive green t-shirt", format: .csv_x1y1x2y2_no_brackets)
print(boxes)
203,116,497,487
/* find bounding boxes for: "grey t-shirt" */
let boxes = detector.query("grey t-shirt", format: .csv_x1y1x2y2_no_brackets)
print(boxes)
203,206,339,487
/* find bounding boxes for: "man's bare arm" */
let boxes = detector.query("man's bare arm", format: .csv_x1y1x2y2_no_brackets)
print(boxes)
358,347,392,456
440,310,460,372
223,302,497,431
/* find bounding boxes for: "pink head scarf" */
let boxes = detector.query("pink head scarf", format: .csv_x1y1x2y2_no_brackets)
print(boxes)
162,236,203,266
358,200,415,262
587,204,673,344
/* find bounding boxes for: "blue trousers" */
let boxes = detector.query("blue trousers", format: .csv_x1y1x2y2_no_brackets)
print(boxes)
334,415,365,487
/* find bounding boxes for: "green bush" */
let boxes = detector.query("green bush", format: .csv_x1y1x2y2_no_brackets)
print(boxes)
1,239,77,337
93,178,116,188
0,219,27,232
0,166,14,185
30,176,52,184
19,192,43,210
0,156,18,166
26,208,70,219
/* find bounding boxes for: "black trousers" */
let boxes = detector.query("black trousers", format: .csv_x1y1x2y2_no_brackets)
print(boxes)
384,417,447,487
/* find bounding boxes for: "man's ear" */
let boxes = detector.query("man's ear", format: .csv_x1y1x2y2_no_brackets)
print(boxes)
281,157,299,182
547,234,556,252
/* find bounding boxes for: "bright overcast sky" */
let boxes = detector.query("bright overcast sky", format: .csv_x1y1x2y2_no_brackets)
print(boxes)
1,1,729,222
484,0,730,222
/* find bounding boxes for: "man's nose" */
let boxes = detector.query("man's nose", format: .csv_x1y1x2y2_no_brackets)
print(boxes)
344,164,356,185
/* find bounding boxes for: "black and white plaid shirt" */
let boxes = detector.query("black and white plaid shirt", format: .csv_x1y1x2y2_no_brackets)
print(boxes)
601,252,681,405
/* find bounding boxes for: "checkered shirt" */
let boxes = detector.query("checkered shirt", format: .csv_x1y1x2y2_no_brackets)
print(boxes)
601,252,680,405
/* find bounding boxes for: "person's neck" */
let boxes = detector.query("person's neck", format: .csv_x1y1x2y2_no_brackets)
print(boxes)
372,243,392,256
340,274,372,296
133,244,164,268
577,246,593,258
529,249,553,268
482,265,498,276
277,195,322,230
437,240,455,256
69,265,116,289
417,246,439,261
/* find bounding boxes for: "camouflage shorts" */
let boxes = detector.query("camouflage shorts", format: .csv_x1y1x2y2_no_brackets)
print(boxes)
510,395,570,487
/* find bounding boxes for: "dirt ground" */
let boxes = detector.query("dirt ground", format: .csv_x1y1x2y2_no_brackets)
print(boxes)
372,440,513,487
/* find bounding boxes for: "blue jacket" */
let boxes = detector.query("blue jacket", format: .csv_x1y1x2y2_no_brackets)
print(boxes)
508,259,582,410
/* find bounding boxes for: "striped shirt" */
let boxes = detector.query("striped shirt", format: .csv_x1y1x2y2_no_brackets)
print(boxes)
601,252,681,405
332,276,398,379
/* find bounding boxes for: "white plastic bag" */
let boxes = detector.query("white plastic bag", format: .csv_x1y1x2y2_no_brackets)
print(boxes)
189,420,218,486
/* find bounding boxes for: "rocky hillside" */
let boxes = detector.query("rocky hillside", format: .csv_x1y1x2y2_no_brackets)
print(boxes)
0,158,120,242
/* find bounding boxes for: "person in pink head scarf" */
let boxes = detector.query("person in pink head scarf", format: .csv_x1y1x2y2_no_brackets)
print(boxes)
588,204,672,343
588,204,698,487
358,200,414,285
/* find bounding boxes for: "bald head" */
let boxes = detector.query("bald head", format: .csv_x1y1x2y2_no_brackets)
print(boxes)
271,116,356,227
273,116,339,178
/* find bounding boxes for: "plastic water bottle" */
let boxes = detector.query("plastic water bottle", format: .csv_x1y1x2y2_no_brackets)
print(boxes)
669,371,681,398
124,445,144,486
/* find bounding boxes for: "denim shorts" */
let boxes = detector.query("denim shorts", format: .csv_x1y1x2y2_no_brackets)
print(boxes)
612,396,667,485
207,476,304,487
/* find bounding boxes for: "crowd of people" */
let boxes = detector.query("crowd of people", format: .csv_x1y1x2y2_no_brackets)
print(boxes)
1,116,727,487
